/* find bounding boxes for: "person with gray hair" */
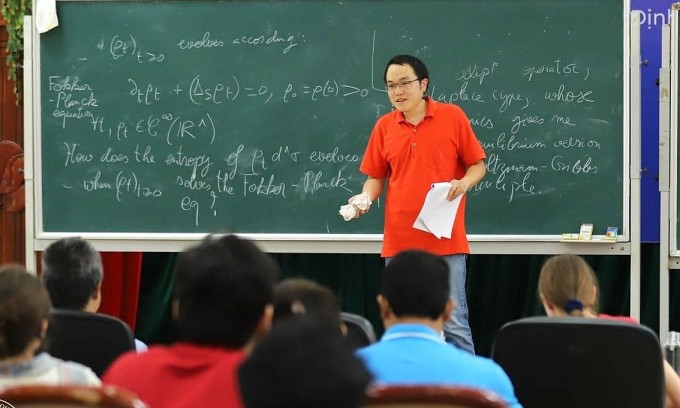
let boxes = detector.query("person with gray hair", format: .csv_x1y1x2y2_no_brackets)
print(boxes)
41,237,146,351
42,237,103,312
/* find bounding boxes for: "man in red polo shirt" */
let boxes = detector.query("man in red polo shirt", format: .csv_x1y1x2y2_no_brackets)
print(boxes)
349,55,486,354
103,235,278,407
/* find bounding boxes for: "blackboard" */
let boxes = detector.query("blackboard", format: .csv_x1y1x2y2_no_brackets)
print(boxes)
37,0,628,236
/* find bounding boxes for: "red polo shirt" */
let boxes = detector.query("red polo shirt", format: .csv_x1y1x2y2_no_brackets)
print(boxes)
103,343,245,408
360,97,486,257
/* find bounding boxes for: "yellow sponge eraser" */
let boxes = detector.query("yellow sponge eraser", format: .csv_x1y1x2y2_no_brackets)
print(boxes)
561,233,579,240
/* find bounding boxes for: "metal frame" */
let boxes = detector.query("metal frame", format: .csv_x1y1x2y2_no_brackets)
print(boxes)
660,4,680,344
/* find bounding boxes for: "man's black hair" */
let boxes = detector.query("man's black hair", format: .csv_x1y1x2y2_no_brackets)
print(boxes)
174,234,279,348
381,250,450,319
383,54,430,92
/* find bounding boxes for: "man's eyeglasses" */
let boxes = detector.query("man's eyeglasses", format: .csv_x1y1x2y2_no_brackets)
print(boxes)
386,78,420,93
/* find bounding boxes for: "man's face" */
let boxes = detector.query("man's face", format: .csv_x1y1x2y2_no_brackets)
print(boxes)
385,63,428,114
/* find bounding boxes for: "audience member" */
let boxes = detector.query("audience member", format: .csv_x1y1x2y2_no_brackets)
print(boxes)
357,250,521,408
239,316,372,408
538,253,680,408
41,237,147,351
273,277,344,334
0,264,100,387
102,234,279,408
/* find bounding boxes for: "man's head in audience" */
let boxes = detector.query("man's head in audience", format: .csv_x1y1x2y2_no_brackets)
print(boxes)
273,277,344,335
42,237,103,312
379,250,453,329
173,234,279,349
238,316,372,408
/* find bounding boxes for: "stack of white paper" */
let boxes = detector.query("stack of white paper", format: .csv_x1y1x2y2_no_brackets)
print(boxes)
413,182,462,239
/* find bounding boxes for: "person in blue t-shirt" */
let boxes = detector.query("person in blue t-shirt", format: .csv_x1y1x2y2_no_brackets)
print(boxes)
356,250,522,408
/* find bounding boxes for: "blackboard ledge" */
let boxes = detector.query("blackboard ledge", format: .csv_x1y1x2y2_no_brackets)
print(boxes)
468,234,626,242
669,255,680,270
559,235,620,243
34,232,385,254
33,233,631,255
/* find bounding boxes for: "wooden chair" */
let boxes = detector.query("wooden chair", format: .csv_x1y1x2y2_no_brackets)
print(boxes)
0,385,147,408
363,385,508,408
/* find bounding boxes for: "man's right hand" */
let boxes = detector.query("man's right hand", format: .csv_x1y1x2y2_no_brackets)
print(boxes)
348,193,372,218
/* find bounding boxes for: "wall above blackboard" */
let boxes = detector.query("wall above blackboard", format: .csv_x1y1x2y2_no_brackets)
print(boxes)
36,0,630,238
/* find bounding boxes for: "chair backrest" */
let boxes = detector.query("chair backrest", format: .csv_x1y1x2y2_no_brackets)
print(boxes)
341,312,377,350
47,309,136,377
363,385,508,408
0,385,147,408
491,316,664,408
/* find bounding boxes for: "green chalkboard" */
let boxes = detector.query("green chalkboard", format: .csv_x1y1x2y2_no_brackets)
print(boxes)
38,0,627,236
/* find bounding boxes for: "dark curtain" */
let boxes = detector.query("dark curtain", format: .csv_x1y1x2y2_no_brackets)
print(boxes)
134,252,178,345
98,252,143,330
135,243,665,356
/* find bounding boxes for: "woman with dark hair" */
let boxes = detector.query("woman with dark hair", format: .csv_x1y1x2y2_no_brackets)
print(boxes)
273,278,344,334
0,264,100,387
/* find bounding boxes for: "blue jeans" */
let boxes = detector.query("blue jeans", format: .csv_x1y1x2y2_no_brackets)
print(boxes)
442,254,475,354
384,254,475,354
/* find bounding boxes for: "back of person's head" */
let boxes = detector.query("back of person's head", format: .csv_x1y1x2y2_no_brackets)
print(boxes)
174,234,279,348
383,55,430,87
538,253,599,316
238,316,372,408
381,250,449,319
273,278,343,334
0,264,51,359
41,237,103,310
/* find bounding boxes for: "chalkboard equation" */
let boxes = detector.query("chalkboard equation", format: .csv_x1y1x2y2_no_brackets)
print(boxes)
39,0,626,235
